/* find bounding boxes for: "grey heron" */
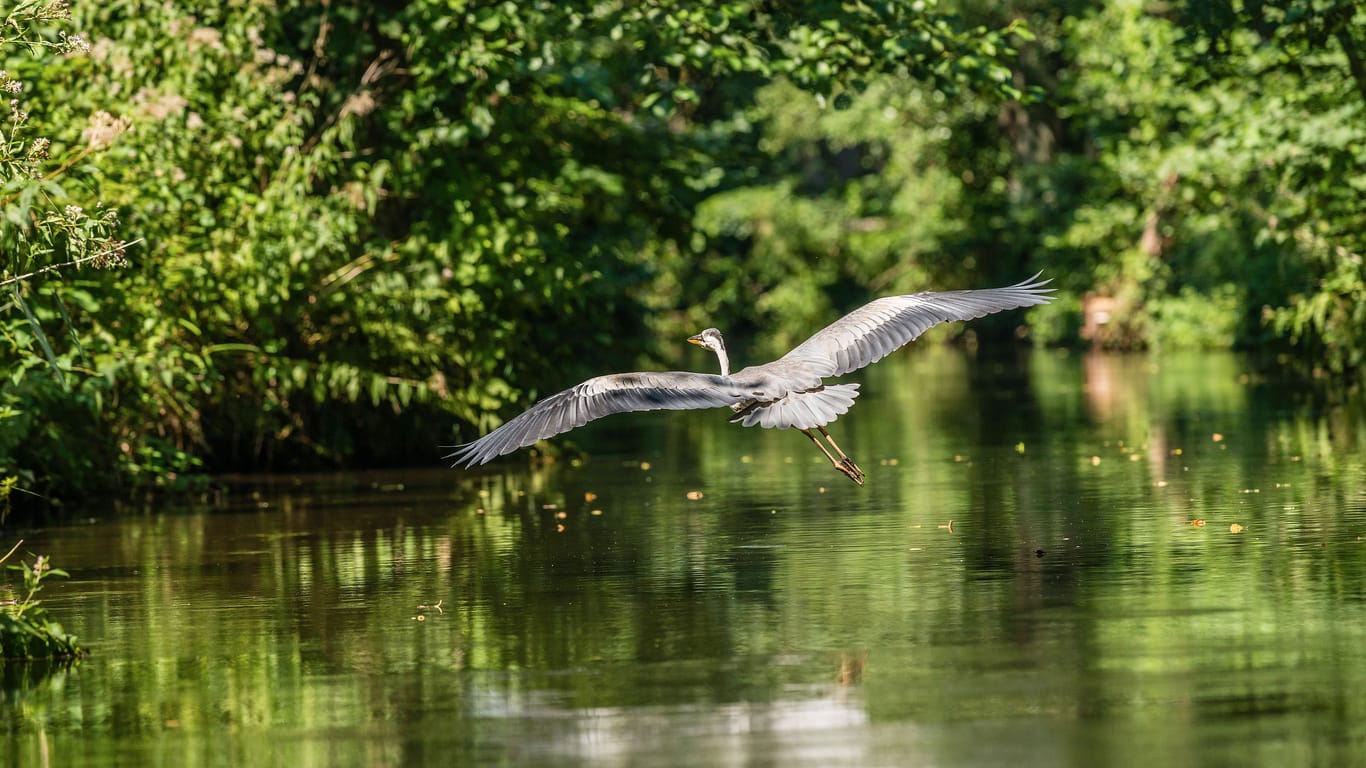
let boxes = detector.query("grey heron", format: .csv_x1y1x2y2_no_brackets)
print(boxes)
447,274,1053,484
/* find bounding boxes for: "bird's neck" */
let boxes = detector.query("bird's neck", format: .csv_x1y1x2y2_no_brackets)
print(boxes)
713,340,731,377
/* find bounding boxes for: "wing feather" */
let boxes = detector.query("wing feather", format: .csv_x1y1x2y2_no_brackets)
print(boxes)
779,274,1053,377
447,371,749,467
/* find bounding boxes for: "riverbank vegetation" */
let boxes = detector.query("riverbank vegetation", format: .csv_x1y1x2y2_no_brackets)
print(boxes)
2,0,1363,507
0,541,83,658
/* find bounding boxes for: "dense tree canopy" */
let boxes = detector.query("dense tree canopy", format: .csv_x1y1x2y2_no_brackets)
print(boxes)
1,0,1362,507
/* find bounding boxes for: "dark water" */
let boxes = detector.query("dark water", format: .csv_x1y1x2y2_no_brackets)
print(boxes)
5,350,1366,767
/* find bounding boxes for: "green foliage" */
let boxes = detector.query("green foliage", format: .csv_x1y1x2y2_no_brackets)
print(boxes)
967,0,1365,367
1,2,136,503
1,0,1026,503
0,5,129,283
2,0,1365,505
0,545,83,659
1149,285,1243,351
668,77,1002,354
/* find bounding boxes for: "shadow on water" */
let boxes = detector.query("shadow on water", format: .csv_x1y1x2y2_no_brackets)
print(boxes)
3,350,1365,767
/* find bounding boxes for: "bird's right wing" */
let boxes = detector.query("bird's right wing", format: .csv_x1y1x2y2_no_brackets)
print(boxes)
778,274,1054,377
447,371,750,468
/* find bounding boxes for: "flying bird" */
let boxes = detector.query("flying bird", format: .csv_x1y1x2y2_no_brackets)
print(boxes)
447,274,1053,484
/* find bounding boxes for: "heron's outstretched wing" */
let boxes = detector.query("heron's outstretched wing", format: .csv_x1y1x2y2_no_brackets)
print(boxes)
447,371,750,468
776,274,1054,378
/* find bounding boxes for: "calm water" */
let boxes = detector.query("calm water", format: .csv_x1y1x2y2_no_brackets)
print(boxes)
5,350,1366,767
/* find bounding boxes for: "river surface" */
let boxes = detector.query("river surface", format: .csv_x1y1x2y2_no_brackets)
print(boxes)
5,350,1366,767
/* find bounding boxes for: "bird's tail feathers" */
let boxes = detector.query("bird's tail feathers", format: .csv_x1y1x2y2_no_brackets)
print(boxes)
731,383,861,430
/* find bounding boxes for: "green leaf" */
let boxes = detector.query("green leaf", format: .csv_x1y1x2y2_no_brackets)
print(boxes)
11,286,65,389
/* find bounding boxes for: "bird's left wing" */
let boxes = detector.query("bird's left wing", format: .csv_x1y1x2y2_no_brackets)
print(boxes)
777,274,1054,378
447,371,750,468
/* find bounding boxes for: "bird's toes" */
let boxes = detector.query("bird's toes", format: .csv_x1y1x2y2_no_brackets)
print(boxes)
834,460,865,486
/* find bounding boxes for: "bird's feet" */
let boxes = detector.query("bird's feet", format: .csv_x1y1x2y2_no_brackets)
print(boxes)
835,457,865,486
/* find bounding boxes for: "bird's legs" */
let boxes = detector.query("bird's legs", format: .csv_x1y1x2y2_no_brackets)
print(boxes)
801,428,865,486
818,426,865,484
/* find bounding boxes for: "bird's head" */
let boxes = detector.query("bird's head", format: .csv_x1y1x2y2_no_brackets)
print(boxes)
687,328,726,354
688,328,731,376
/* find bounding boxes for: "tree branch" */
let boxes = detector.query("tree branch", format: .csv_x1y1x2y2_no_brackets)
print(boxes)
0,238,143,288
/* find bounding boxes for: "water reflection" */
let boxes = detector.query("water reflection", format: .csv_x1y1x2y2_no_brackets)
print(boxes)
4,350,1365,767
